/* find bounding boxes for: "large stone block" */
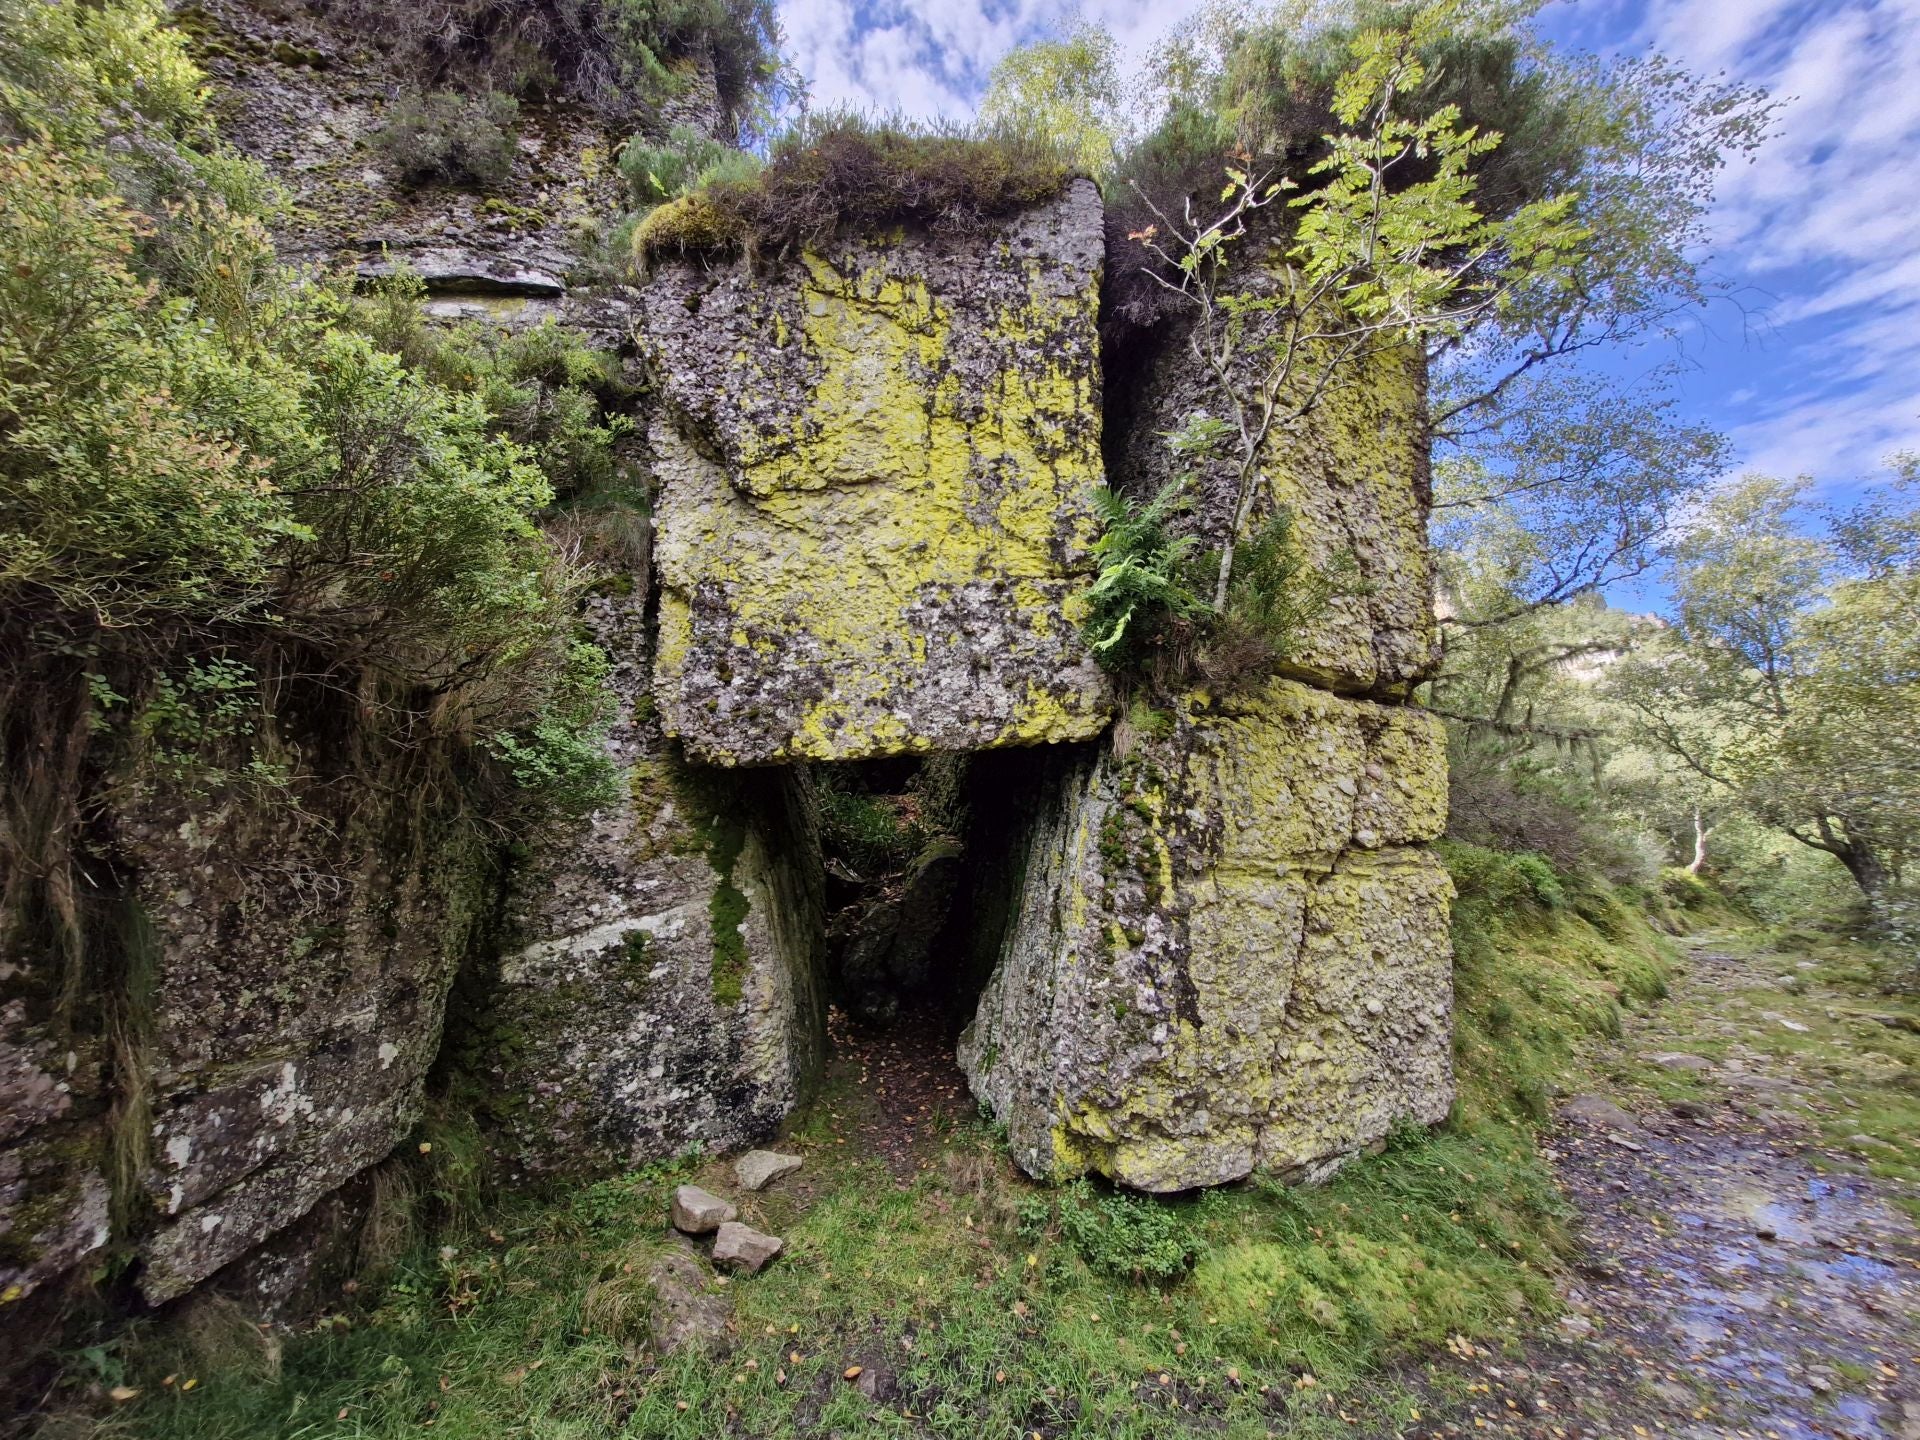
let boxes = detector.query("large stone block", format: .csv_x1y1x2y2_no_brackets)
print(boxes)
1112,269,1437,694
461,589,827,1174
960,680,1453,1192
639,180,1113,764
116,752,493,1304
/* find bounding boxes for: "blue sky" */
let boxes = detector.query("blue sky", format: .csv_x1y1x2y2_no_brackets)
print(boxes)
775,0,1920,504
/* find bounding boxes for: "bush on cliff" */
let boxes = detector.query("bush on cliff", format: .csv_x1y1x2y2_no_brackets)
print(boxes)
371,88,521,189
0,0,617,990
304,0,784,132
633,110,1074,265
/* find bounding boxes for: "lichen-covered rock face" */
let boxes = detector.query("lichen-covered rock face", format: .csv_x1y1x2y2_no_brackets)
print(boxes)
463,589,827,1174
1114,265,1437,695
959,680,1454,1192
639,180,1114,765
113,756,493,1305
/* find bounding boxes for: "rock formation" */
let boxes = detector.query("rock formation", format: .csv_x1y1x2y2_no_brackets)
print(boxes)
638,179,1114,764
0,0,1454,1351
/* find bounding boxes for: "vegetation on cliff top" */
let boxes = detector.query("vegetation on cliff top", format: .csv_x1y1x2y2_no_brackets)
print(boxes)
0,0,620,996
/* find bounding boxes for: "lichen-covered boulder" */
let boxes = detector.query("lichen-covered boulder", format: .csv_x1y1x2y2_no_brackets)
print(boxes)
638,179,1113,764
115,758,493,1304
959,680,1453,1191
461,589,827,1174
1113,270,1436,694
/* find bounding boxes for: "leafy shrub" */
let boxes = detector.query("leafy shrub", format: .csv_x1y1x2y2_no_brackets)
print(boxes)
617,121,760,205
1082,481,1208,675
371,89,521,188
355,271,632,500
1080,473,1347,694
1440,840,1566,914
1053,1180,1199,1283
634,111,1072,265
1,0,615,832
307,0,782,131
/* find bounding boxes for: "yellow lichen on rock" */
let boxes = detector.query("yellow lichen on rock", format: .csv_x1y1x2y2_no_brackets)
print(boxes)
640,180,1112,765
961,678,1454,1192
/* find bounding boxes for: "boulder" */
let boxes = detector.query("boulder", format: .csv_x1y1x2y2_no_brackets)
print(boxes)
1559,1096,1639,1130
462,587,829,1175
1643,1051,1714,1072
711,1221,784,1274
647,1244,732,1353
960,679,1453,1191
640,180,1113,764
671,1185,737,1235
733,1150,802,1192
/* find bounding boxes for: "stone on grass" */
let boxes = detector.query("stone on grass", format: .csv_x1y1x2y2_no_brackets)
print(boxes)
734,1150,802,1191
647,1245,731,1353
1559,1095,1638,1131
711,1221,783,1274
671,1184,736,1235
1643,1052,1714,1072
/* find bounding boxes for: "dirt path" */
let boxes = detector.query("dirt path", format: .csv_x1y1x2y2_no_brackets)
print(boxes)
1417,939,1920,1440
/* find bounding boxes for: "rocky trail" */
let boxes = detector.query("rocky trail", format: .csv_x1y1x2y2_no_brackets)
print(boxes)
1407,939,1920,1440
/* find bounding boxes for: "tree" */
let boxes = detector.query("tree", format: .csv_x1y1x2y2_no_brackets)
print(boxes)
978,24,1127,179
1612,472,1920,937
1124,0,1586,613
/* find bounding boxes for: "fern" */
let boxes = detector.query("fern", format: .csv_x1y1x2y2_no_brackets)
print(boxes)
1081,480,1210,668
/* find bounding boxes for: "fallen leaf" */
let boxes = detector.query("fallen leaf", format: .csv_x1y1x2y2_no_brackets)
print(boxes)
843,1366,864,1381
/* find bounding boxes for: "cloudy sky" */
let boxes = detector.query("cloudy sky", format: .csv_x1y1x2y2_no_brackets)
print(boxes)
776,0,1920,500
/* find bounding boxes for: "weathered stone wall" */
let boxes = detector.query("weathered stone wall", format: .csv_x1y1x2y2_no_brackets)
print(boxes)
1113,265,1438,695
638,181,1115,765
458,588,827,1175
959,266,1454,1190
960,682,1452,1190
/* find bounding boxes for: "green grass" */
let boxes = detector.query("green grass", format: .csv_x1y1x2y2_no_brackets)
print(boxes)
47,1112,1561,1440
39,865,1715,1439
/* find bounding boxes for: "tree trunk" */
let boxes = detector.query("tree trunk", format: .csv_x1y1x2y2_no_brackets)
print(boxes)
1837,839,1890,905
1686,806,1708,875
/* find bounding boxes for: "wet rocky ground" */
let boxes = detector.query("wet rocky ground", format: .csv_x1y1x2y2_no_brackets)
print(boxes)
1406,939,1920,1440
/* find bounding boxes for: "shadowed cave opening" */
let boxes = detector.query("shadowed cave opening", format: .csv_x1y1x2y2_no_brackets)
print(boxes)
807,743,1087,1037
799,745,1083,1176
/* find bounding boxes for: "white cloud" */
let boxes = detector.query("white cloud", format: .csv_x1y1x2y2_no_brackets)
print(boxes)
775,0,1212,119
1632,0,1920,485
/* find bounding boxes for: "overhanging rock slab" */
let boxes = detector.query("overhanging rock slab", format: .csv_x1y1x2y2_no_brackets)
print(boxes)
639,179,1114,765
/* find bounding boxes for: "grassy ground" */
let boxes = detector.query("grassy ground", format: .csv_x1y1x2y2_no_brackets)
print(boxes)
1591,923,1920,1216
38,859,1705,1440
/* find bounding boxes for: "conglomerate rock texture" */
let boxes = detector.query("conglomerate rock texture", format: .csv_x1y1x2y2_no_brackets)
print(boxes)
958,273,1454,1189
639,179,1114,765
959,681,1453,1190
1112,260,1438,695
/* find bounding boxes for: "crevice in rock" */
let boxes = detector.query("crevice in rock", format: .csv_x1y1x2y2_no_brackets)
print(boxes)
811,754,971,1031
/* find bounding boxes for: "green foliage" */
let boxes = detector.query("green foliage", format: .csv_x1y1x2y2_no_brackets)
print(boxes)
483,642,619,815
1081,480,1208,674
1440,840,1566,914
1612,472,1920,949
355,269,631,500
0,0,616,855
1052,1180,1199,1283
1081,452,1347,693
616,121,760,205
978,24,1126,179
311,0,784,131
813,770,923,875
634,110,1073,265
0,0,206,149
371,89,520,189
